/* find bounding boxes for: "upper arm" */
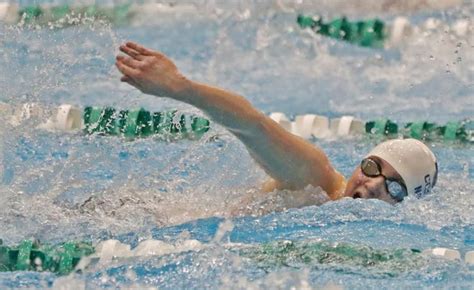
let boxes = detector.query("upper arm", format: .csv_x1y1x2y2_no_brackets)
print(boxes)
237,114,346,198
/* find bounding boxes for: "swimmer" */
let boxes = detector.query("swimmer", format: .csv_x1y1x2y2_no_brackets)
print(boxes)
115,42,438,208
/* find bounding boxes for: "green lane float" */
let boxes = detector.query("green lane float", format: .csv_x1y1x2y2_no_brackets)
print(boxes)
297,15,387,48
83,106,210,140
0,239,94,274
365,119,398,136
18,6,42,22
82,107,211,139
15,4,133,26
364,119,469,142
1,3,196,27
297,14,471,48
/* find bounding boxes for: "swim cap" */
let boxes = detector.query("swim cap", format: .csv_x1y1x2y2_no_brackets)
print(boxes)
367,139,438,198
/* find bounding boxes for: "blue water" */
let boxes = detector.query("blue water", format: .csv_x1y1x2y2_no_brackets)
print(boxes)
0,1,473,289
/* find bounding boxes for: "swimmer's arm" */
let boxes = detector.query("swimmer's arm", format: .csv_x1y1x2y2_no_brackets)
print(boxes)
184,81,345,198
116,42,345,199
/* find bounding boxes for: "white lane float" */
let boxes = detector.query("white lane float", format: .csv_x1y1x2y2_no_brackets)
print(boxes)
38,104,82,131
0,2,19,23
293,114,331,139
330,116,365,137
269,112,292,132
465,251,474,265
422,247,461,261
270,112,364,140
1,102,82,131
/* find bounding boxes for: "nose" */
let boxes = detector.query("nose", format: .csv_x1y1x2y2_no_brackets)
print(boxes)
363,176,387,198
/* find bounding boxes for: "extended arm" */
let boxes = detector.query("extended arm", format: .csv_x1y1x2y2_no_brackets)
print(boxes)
116,42,346,199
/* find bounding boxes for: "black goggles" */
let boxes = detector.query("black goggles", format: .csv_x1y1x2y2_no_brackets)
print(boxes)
360,157,408,202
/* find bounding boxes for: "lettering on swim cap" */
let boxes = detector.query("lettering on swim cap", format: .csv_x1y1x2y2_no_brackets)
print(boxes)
414,185,423,197
424,174,432,196
414,174,432,198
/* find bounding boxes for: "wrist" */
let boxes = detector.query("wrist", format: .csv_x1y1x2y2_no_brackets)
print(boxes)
169,76,194,102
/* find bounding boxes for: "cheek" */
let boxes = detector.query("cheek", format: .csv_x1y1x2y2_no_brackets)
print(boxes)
377,192,398,205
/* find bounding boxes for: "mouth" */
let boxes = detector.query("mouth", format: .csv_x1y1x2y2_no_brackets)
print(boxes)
350,185,374,199
352,187,372,199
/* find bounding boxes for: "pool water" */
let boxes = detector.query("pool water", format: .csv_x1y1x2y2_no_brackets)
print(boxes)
0,1,473,289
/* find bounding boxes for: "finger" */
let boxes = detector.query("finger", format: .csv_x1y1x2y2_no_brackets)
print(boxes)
121,75,138,86
115,60,140,77
116,55,141,69
125,42,156,56
119,45,144,60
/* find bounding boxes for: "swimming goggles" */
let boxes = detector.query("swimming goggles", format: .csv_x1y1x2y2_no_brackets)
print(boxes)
360,157,408,202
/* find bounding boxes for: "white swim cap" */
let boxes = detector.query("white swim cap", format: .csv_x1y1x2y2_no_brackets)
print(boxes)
367,139,438,198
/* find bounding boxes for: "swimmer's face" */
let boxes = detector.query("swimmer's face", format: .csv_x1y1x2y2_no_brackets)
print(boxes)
344,156,404,204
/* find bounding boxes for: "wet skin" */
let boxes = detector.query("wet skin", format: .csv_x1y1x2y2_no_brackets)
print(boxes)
344,156,404,204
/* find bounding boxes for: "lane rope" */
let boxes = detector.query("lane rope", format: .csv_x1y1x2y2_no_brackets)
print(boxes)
269,112,473,143
1,103,471,143
1,103,210,141
0,238,471,275
297,14,471,48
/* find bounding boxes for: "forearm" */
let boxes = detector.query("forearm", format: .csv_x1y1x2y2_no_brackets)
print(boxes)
176,80,266,137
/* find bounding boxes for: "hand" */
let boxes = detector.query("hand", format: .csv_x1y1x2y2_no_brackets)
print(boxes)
116,42,190,98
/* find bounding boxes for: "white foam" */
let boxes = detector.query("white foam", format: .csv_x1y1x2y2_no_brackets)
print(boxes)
9,103,45,127
51,276,86,290
0,102,11,115
95,239,132,264
130,3,196,14
133,240,176,256
133,239,203,257
452,19,470,37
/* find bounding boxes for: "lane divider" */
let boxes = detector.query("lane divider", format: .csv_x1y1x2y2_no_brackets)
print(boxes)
297,14,472,48
0,239,471,275
1,102,210,140
0,3,196,26
1,3,471,42
1,102,471,143
0,239,204,274
269,112,472,143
